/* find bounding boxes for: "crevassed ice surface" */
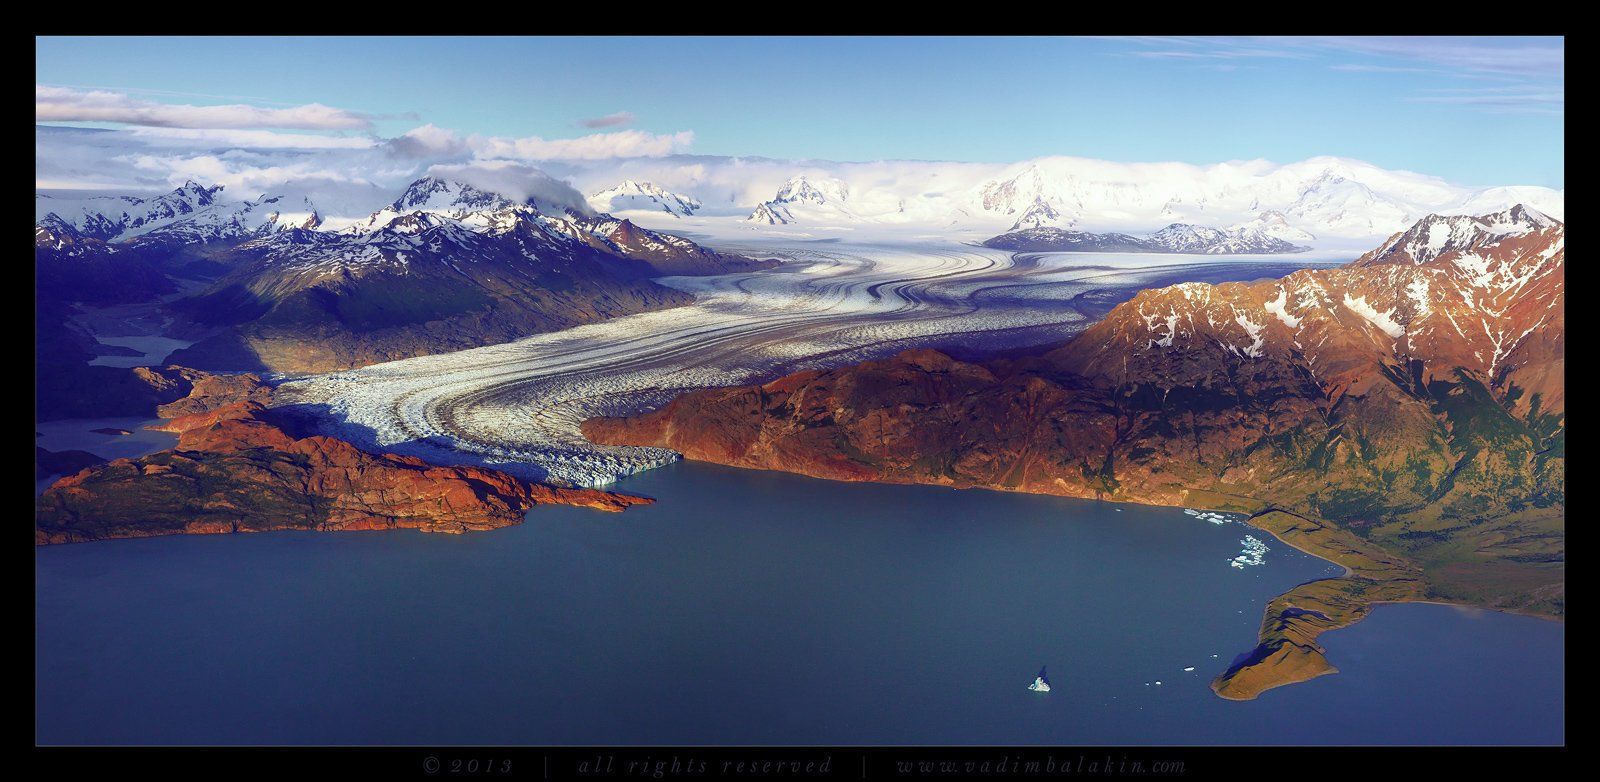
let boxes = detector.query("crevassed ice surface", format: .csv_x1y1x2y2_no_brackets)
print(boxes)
280,240,1340,486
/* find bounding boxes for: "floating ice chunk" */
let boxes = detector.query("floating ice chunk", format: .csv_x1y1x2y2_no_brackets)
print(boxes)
1229,535,1270,569
1185,508,1233,525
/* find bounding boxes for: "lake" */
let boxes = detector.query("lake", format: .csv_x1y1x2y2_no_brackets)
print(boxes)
34,461,1563,745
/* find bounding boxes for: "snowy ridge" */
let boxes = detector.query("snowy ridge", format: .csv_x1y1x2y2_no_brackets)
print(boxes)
344,177,530,234
985,219,1310,255
1354,205,1558,268
37,155,1564,250
1145,222,1310,255
589,180,702,217
718,155,1562,242
744,175,856,225
36,182,320,245
1109,206,1563,390
1228,211,1315,243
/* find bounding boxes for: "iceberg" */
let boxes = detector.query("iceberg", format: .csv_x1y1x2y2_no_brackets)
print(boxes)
1028,666,1052,693
1229,535,1270,569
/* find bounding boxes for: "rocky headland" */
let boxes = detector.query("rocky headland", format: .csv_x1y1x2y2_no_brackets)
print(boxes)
37,382,650,544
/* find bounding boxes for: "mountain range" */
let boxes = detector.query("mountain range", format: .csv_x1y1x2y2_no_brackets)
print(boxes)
982,210,1312,255
705,157,1563,241
35,177,776,399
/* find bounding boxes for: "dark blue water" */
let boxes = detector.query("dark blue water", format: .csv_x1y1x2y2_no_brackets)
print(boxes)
34,461,1563,745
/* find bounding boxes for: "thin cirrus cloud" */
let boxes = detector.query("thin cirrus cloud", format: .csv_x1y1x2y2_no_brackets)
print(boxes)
1105,36,1563,113
1100,36,1312,61
1312,37,1563,80
579,111,636,129
1408,87,1564,115
1328,63,1443,75
36,85,375,130
1108,36,1562,80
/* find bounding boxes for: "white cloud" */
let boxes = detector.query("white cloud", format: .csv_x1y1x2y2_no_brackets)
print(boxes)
387,124,470,159
36,85,374,130
468,129,695,161
34,121,696,221
123,127,378,150
384,124,694,162
579,111,636,129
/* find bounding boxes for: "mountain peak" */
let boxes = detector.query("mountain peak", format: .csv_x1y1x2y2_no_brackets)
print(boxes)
1355,206,1563,269
393,177,516,212
1009,196,1072,230
589,180,701,218
743,175,852,225
774,175,848,205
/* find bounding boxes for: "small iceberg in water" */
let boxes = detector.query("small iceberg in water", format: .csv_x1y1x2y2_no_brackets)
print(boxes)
1028,666,1052,693
1229,535,1269,569
1184,508,1233,525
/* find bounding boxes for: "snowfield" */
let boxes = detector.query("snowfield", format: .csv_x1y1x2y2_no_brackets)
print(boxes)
279,239,1343,487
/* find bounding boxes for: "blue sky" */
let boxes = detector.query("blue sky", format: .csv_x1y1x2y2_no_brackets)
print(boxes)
36,36,1564,188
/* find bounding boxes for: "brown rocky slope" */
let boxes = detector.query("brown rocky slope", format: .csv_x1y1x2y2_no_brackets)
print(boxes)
37,400,649,544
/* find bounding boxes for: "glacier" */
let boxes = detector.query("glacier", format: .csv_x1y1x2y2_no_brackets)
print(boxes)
278,238,1345,487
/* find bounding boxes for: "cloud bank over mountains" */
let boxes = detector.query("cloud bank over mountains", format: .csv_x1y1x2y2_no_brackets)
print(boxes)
35,83,1563,242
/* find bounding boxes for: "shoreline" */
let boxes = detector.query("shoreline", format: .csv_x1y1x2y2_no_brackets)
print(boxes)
592,456,1563,701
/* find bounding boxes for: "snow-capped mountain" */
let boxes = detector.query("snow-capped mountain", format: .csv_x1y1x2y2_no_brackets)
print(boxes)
984,220,1309,255
159,177,775,373
589,180,702,218
1145,223,1310,255
1008,197,1073,231
717,155,1561,243
35,181,223,241
35,214,110,259
1451,188,1565,226
1075,204,1563,404
745,175,854,225
240,177,769,282
346,177,542,234
35,156,1565,256
980,228,1154,253
36,182,320,245
1351,204,1558,268
978,164,1088,229
1281,172,1413,237
1228,210,1315,244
